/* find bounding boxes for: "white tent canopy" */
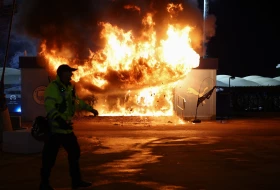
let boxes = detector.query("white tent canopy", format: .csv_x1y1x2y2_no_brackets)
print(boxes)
273,77,280,81
243,75,263,80
0,67,21,84
216,75,232,81
216,80,228,87
217,76,260,87
217,75,280,87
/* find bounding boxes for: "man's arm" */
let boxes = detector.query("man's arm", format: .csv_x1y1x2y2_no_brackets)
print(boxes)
75,96,98,116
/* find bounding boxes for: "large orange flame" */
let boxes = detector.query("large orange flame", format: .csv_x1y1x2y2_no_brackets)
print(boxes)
40,3,200,116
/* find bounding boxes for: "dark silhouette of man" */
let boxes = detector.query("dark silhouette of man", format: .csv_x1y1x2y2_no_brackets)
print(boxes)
40,64,98,190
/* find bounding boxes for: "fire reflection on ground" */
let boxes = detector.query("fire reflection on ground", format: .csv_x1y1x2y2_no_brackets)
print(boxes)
79,135,220,189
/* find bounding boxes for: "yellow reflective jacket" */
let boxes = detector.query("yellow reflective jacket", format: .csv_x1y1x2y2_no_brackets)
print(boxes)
44,76,94,134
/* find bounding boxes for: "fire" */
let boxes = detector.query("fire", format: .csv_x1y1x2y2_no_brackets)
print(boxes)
40,3,200,117
100,85,175,116
124,5,141,13
167,3,184,18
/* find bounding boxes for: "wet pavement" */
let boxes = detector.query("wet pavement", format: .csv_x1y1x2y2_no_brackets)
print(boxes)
1,116,280,190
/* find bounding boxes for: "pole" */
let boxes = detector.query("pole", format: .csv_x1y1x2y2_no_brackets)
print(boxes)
0,0,16,141
0,0,16,111
203,0,209,58
228,76,235,119
193,99,200,123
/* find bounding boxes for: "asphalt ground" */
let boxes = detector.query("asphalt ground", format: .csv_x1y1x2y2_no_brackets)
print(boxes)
1,116,280,190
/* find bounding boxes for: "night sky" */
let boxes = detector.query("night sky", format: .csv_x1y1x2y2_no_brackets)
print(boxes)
206,0,280,77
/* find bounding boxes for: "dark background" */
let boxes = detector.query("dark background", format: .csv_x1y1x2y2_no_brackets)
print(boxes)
204,0,280,77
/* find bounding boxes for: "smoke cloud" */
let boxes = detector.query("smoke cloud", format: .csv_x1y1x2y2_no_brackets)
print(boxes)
15,0,216,59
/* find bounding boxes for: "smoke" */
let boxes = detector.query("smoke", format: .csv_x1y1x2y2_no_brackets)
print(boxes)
15,0,216,59
0,32,37,69
14,0,100,59
188,0,199,7
7,34,38,68
0,2,38,69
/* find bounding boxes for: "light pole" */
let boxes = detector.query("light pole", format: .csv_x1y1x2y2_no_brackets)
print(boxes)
0,0,17,139
203,0,209,58
228,76,235,88
228,76,235,119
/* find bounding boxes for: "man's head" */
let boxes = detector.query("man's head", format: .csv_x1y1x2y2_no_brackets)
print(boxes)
56,64,77,85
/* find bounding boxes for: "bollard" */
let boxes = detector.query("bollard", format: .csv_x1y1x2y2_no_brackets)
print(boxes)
0,107,13,142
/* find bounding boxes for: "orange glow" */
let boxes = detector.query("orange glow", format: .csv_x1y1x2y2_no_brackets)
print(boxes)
40,3,200,116
124,5,141,13
167,3,184,18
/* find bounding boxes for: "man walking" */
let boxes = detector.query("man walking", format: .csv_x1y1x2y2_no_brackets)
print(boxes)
40,64,99,190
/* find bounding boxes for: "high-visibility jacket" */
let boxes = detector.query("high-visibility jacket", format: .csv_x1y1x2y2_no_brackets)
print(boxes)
44,76,95,134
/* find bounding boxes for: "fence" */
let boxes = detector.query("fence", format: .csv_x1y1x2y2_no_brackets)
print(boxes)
217,86,280,118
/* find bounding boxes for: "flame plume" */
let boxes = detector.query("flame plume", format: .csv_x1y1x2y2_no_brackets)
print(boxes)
17,1,214,116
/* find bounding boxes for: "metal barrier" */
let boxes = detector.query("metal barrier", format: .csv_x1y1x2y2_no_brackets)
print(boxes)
176,95,186,119
218,86,280,113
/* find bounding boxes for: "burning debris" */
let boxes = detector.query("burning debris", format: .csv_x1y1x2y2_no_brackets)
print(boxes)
15,0,216,116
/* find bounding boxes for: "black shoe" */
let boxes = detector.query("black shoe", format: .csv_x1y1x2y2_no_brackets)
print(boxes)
39,183,55,190
72,180,92,189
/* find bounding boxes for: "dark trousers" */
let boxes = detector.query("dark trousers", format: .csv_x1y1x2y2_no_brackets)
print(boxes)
40,132,81,184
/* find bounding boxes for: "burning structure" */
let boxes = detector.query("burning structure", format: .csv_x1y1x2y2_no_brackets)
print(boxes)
16,0,217,121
